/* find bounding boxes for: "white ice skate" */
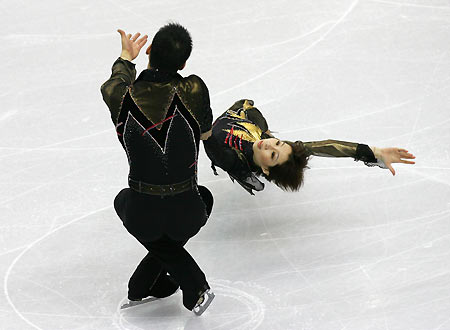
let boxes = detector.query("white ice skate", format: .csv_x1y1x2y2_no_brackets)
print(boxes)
120,296,160,309
193,289,215,316
120,288,180,309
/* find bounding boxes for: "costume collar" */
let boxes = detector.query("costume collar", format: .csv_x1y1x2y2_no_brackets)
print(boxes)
136,68,182,83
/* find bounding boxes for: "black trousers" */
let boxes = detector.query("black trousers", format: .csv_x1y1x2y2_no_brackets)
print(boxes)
114,185,213,310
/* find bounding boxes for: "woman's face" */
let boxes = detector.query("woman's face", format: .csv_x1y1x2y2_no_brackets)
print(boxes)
252,138,292,175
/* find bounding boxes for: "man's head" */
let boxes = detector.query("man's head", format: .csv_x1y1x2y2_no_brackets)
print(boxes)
146,22,192,72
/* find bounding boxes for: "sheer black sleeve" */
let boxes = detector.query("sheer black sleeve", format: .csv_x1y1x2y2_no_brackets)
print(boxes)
100,57,136,125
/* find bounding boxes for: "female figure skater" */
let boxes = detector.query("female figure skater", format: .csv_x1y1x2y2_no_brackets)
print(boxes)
204,99,415,195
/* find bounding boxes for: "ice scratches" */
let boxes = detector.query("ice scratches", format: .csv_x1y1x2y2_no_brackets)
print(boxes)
281,83,450,135
260,210,346,329
0,147,116,151
0,128,112,160
0,152,119,206
114,279,266,330
2,32,116,47
370,0,450,10
405,167,450,188
0,109,17,121
379,116,450,144
407,49,449,149
209,280,265,330
212,0,360,98
434,317,450,330
114,297,146,330
18,276,94,318
211,176,427,219
286,211,450,298
4,205,112,330
0,245,28,257
251,21,334,51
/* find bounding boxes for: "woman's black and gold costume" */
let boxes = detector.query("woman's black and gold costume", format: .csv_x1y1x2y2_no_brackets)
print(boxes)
204,99,387,195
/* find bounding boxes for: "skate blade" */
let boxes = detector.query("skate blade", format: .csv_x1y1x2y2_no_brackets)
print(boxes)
193,291,215,316
120,296,159,309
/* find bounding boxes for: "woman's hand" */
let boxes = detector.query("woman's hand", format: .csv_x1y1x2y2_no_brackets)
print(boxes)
371,147,416,176
117,29,148,62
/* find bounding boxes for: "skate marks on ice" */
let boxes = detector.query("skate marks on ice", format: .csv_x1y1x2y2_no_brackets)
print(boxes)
208,280,265,330
114,279,266,330
3,205,112,330
212,0,360,98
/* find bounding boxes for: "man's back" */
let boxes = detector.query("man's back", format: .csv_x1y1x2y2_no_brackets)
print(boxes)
101,25,215,315
101,58,212,185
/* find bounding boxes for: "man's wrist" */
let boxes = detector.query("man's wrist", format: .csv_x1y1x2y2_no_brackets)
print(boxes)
120,51,133,62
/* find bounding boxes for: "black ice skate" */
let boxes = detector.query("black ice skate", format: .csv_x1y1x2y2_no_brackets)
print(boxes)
192,289,215,316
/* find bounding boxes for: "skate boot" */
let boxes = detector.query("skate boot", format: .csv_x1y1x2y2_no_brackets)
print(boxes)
122,274,180,309
192,289,215,316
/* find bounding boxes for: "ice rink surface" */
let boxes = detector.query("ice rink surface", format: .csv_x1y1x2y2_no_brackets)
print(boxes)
1,0,450,329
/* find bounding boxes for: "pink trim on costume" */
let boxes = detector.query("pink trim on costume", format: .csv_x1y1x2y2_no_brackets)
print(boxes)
228,127,234,147
141,114,177,136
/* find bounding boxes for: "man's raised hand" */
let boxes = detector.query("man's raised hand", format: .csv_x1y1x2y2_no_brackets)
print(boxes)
118,29,148,62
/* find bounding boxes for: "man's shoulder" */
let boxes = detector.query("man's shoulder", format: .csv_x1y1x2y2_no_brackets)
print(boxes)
177,74,208,91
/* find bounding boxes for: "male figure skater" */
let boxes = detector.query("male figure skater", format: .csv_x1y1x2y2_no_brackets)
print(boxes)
101,23,214,315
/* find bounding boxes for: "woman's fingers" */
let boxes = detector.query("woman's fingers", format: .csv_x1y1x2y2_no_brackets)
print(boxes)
400,153,415,159
401,160,416,164
387,163,396,176
398,150,415,158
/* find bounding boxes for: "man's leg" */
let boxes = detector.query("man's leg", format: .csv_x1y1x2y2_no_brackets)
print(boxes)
143,237,209,310
128,249,180,300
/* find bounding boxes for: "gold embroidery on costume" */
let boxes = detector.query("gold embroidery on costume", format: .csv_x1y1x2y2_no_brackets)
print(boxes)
243,99,254,110
129,83,176,130
227,111,247,120
222,117,262,143
223,128,255,143
238,122,262,140
175,79,203,129
223,103,263,142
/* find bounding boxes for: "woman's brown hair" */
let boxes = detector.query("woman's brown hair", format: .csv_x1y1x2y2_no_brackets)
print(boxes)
256,141,309,191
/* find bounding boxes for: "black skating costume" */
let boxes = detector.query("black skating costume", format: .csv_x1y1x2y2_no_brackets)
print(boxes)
101,58,213,310
204,99,387,195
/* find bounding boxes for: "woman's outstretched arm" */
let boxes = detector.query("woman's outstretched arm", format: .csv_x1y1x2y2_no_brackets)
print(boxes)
303,140,415,175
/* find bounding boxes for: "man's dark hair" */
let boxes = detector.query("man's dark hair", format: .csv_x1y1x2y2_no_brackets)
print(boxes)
150,22,192,72
256,140,309,191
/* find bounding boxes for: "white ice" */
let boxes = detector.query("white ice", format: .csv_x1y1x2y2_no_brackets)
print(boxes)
1,0,450,329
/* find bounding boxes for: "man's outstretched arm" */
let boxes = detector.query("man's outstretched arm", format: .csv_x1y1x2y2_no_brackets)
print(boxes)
100,57,137,125
100,30,148,125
